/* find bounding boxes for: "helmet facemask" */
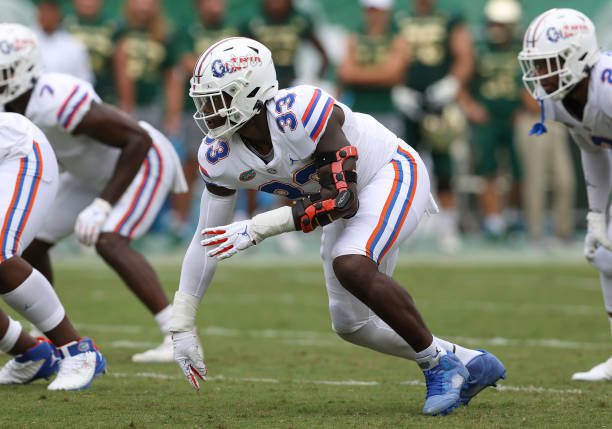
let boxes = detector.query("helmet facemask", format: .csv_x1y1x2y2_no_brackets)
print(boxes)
519,45,583,100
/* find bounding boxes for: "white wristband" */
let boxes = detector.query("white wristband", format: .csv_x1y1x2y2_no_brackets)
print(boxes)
250,206,296,243
169,290,200,333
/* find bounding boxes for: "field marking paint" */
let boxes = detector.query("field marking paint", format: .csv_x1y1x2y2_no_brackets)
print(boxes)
109,372,583,396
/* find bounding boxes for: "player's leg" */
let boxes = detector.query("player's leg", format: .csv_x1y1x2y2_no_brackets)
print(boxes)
21,171,95,284
99,140,176,362
326,143,465,414
0,143,104,389
322,222,418,359
0,308,61,384
575,234,612,381
474,123,505,238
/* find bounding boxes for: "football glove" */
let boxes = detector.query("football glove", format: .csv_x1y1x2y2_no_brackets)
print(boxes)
74,198,112,246
201,219,256,260
391,85,424,121
424,75,460,110
172,330,207,391
584,211,612,261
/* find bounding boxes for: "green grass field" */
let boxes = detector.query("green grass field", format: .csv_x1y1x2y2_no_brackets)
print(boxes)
0,257,611,428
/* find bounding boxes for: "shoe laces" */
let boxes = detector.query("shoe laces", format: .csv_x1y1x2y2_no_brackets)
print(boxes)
424,364,449,397
57,353,91,377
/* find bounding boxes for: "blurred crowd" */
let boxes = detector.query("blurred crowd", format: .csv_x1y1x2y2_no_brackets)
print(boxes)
5,0,608,253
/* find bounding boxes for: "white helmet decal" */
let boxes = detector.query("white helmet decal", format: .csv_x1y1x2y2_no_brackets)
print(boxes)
518,8,600,101
190,37,278,139
0,23,43,105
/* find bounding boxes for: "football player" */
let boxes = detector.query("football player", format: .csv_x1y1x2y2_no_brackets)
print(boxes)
519,8,612,381
0,112,105,390
0,23,188,363
169,37,506,415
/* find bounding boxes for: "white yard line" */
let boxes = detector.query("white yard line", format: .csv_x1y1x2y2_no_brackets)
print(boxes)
109,371,584,396
88,323,610,351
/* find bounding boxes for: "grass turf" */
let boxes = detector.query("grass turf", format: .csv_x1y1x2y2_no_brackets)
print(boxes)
0,259,610,428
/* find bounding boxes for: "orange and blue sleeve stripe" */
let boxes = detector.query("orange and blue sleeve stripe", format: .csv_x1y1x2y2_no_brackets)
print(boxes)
0,142,44,262
56,85,90,130
113,143,164,239
301,88,335,143
365,147,417,264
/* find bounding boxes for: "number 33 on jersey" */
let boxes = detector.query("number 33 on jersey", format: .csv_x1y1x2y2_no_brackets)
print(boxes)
197,85,335,199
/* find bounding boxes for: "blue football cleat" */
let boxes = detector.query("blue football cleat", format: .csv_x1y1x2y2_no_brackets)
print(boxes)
459,350,506,406
0,339,61,384
422,352,469,416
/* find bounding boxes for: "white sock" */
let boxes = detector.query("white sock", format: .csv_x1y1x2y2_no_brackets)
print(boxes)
2,269,65,332
336,317,417,360
434,336,483,365
415,341,447,370
154,305,172,335
0,317,22,353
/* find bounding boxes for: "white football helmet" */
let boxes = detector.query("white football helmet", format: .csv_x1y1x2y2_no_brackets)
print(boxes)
518,8,600,101
190,37,278,139
0,23,42,105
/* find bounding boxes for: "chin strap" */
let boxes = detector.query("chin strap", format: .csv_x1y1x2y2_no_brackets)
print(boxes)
529,98,548,136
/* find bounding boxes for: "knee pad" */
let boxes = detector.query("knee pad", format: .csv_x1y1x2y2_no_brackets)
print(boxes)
329,301,368,335
2,269,65,332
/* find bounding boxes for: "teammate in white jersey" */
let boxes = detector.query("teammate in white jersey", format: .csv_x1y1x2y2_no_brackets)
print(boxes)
519,8,612,381
169,37,506,415
0,23,188,363
0,112,105,390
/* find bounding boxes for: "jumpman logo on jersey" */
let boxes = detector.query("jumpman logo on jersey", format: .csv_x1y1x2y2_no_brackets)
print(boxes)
39,85,54,97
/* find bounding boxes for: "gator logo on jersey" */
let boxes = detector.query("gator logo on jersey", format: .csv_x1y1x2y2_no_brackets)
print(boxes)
211,55,262,78
239,169,256,182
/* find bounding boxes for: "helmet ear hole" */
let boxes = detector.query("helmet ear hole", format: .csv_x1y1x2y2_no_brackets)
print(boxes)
246,87,260,98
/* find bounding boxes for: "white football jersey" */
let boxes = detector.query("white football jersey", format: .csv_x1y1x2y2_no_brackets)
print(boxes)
197,85,400,198
24,72,120,190
0,112,42,162
543,52,612,152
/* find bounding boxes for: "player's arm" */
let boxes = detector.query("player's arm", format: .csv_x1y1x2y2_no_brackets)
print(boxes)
113,38,136,114
73,101,152,205
424,22,474,109
448,23,475,87
170,182,237,390
338,35,408,87
574,135,612,259
201,106,358,260
292,105,359,231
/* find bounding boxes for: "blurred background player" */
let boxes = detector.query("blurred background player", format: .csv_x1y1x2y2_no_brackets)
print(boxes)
0,112,105,390
113,0,180,130
392,0,474,252
337,0,408,137
64,0,119,103
242,0,329,89
458,0,523,240
33,0,93,83
0,23,187,364
519,8,611,381
167,0,239,241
